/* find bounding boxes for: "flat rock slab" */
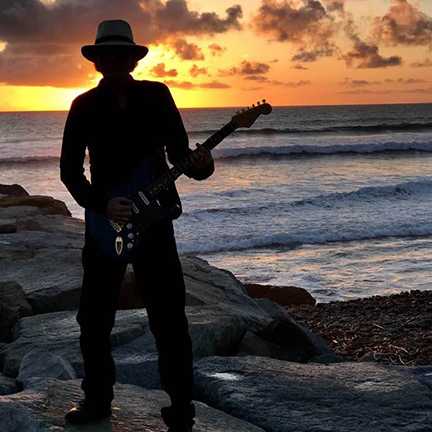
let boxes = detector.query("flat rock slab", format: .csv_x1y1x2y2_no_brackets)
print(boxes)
0,378,265,432
0,247,84,313
0,306,250,382
0,309,148,377
193,356,432,432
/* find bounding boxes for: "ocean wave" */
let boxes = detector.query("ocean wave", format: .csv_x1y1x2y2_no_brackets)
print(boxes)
188,122,432,137
2,140,432,167
181,228,432,255
295,179,432,207
0,155,60,165
213,141,432,160
183,179,432,219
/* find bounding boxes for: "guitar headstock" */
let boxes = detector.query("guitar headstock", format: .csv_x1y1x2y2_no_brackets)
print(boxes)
231,99,272,129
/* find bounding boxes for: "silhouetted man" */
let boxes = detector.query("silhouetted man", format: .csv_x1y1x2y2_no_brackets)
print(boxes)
60,20,214,432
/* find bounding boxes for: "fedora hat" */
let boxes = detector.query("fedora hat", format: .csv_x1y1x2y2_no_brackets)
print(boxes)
81,19,148,62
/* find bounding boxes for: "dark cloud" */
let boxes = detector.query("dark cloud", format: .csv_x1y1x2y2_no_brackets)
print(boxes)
341,78,381,86
373,0,432,47
164,79,230,89
339,87,432,95
220,60,271,76
385,78,428,84
208,43,226,56
251,0,333,43
0,0,242,86
342,18,402,69
189,64,208,77
251,0,338,64
156,2,242,36
292,64,309,70
291,44,335,62
170,38,204,60
411,58,432,68
242,86,263,91
244,75,310,87
343,41,402,68
276,79,311,87
150,63,178,77
244,75,269,82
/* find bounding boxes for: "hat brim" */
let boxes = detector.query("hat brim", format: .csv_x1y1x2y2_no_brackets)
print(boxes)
81,43,149,62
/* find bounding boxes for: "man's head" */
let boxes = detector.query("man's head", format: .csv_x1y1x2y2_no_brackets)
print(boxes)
81,20,148,77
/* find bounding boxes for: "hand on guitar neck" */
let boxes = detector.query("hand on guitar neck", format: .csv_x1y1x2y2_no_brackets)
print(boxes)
186,143,214,177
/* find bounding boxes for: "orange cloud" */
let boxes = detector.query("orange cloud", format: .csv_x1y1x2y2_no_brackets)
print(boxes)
150,62,178,77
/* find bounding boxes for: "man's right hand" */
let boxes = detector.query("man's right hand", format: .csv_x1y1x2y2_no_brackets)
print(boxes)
106,197,132,224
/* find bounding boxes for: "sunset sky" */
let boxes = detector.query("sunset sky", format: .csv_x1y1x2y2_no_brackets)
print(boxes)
0,0,431,110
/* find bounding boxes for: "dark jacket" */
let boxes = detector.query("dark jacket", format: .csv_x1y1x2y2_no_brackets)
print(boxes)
60,74,214,216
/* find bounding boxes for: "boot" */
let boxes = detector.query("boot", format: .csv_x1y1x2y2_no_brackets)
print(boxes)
161,402,195,432
65,398,112,425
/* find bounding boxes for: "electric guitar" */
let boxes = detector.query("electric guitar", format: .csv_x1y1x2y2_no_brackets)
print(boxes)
85,100,272,262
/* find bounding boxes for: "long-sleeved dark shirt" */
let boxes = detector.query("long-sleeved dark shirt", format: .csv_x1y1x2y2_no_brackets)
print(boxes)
60,74,214,214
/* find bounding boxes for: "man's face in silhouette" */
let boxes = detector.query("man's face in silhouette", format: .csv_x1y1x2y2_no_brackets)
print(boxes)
94,47,138,77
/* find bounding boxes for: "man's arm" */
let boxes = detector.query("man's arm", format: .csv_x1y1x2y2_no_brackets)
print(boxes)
59,99,109,214
159,84,215,181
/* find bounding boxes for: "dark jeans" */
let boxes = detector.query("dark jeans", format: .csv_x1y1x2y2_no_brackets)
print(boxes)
76,218,195,423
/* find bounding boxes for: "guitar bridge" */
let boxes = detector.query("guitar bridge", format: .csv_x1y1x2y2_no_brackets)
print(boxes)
110,221,123,233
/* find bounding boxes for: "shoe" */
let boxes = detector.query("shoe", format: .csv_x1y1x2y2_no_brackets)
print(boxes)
161,403,195,432
167,426,193,432
64,398,112,425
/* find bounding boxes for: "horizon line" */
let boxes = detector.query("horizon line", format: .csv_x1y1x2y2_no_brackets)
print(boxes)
1,100,432,113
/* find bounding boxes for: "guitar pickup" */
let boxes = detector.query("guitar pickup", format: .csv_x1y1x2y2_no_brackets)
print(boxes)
138,191,150,205
132,202,140,214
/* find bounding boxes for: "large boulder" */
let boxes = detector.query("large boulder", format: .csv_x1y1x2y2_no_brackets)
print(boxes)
245,283,316,306
17,349,76,389
0,184,29,197
0,378,265,432
0,281,32,342
193,356,432,432
0,195,71,216
0,309,147,377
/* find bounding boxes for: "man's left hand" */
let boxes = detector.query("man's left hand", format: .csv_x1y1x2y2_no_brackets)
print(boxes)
189,143,214,171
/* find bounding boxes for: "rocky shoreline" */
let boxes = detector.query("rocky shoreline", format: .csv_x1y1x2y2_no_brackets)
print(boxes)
0,185,431,431
288,290,432,366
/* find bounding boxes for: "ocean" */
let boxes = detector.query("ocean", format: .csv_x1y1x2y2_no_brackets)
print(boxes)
1,103,432,303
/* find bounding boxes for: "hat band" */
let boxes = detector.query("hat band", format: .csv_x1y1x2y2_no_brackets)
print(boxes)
95,35,135,45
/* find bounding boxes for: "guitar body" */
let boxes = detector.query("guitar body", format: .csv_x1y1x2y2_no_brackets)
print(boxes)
84,156,181,263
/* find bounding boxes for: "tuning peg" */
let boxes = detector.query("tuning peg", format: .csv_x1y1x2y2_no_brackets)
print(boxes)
257,101,261,105
262,99,266,103
252,104,255,107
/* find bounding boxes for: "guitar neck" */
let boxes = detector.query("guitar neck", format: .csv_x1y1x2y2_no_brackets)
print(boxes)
145,121,236,199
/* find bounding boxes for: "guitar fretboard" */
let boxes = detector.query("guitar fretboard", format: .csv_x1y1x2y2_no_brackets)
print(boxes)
144,121,236,199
